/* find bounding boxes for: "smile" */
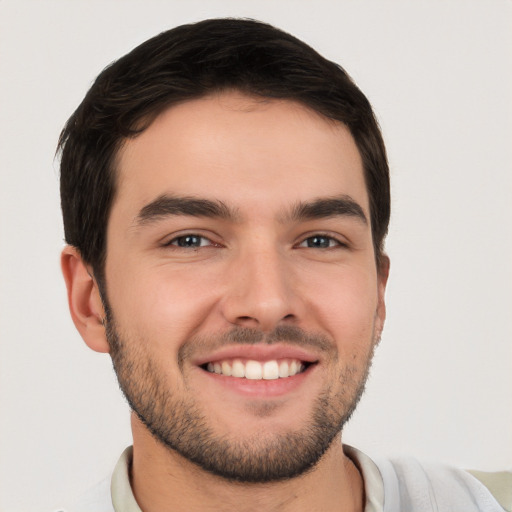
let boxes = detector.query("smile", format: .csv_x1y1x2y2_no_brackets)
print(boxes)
203,358,310,380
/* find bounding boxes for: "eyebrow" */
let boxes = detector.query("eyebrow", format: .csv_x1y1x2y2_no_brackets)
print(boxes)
132,193,367,228
133,195,239,226
285,196,368,224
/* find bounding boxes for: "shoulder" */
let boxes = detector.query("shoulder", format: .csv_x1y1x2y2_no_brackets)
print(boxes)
53,446,138,512
53,476,114,512
376,457,511,512
467,469,512,512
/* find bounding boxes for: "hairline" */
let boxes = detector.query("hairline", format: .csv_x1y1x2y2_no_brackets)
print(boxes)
92,90,384,290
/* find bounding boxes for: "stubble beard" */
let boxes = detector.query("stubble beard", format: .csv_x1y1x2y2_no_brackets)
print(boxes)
104,309,375,483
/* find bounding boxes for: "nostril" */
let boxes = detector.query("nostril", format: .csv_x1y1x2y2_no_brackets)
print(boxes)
233,315,261,329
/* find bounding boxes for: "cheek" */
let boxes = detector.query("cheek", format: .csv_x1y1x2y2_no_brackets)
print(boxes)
106,263,220,350
302,266,379,353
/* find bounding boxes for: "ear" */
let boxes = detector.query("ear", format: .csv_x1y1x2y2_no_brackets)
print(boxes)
374,254,390,343
61,246,110,353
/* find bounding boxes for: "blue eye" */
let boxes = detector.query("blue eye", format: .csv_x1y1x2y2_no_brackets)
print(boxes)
300,235,341,249
170,235,211,248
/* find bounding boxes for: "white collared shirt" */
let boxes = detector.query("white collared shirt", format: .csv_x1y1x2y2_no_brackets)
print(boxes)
57,444,511,512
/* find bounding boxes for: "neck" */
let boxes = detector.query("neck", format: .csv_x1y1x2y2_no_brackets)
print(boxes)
130,414,364,512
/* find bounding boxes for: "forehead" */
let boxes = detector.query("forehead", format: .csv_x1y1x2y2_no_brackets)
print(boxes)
113,92,369,220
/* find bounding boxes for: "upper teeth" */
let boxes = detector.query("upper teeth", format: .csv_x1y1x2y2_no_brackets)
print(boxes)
206,359,304,380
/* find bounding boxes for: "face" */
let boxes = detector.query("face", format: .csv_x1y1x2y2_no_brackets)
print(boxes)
103,91,387,482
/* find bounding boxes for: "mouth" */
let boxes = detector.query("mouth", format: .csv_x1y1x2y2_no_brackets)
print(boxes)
201,358,314,380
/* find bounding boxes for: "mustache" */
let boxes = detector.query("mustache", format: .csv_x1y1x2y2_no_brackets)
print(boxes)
178,325,335,367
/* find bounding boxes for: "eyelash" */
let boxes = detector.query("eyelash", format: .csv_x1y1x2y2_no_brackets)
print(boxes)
296,234,347,249
163,233,347,250
164,234,217,249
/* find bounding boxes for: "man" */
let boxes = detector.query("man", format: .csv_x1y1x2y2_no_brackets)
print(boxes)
57,18,510,512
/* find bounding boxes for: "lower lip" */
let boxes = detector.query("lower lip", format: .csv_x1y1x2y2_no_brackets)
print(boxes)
198,364,316,397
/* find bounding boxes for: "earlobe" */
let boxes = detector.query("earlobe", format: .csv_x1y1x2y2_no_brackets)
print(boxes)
61,246,110,353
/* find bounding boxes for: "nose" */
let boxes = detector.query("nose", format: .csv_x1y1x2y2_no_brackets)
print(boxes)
221,244,301,332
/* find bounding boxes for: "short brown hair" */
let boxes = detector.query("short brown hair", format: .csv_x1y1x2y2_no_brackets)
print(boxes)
58,18,390,284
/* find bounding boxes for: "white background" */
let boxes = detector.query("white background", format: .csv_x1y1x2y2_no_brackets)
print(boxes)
0,1,511,511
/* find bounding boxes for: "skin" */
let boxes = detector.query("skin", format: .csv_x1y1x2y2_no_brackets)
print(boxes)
62,91,389,512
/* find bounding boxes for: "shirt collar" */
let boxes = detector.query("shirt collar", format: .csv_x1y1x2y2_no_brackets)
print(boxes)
110,444,384,512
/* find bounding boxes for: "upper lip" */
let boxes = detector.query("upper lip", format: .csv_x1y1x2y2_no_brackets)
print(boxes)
192,344,321,367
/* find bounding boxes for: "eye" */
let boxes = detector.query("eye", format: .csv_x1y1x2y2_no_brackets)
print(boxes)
298,235,343,249
167,234,213,248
